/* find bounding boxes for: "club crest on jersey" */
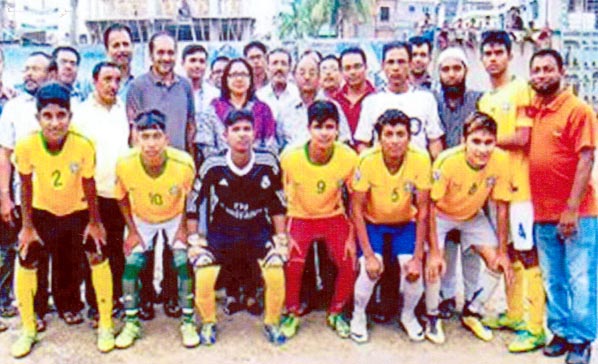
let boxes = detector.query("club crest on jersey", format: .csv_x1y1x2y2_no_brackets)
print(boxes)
69,162,80,174
486,176,497,188
169,185,180,196
468,183,478,195
433,171,441,181
218,178,229,187
337,179,344,188
354,170,361,182
261,175,271,189
502,102,511,112
404,181,415,193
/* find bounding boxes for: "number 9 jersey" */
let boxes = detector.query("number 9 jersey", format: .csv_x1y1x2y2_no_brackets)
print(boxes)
114,147,195,223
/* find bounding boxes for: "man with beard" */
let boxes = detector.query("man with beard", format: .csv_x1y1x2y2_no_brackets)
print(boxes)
256,48,299,120
528,49,597,364
127,31,196,321
477,30,546,353
103,23,134,102
430,48,482,328
408,36,433,90
0,52,52,330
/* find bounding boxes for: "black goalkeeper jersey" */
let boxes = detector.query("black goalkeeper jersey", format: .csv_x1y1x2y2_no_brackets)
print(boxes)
188,149,286,235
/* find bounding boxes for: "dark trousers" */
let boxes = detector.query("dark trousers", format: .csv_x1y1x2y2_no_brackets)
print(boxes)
0,210,18,308
33,209,87,315
84,197,125,310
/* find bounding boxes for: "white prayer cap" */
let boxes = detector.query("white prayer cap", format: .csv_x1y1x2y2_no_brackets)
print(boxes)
437,47,469,69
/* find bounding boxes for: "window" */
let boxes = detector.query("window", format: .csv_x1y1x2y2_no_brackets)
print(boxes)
380,6,390,22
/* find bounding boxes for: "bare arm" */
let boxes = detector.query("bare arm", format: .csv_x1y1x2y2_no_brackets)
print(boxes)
496,127,531,150
427,138,443,160
82,177,102,224
414,189,430,260
351,191,374,258
559,148,595,238
0,147,14,223
496,200,509,254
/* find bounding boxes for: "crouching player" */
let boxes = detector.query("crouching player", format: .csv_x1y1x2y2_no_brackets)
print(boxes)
349,110,430,343
426,111,513,342
187,109,288,345
280,100,357,339
114,110,198,349
11,83,114,357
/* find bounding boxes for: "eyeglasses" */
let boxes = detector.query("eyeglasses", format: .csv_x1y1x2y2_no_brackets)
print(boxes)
228,72,251,79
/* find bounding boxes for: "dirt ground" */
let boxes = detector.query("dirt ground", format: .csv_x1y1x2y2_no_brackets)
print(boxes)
1,300,591,364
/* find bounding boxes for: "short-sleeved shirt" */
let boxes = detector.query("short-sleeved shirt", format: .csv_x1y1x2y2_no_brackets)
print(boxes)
528,89,598,222
72,96,130,199
189,149,286,236
353,145,432,224
434,89,483,148
256,82,300,121
281,141,357,219
126,70,195,150
354,87,444,151
115,147,195,224
431,145,512,221
478,77,533,202
276,96,352,151
14,131,95,216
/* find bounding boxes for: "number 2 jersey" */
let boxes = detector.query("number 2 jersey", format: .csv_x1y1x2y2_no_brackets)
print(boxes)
114,147,195,224
13,130,95,216
187,149,286,236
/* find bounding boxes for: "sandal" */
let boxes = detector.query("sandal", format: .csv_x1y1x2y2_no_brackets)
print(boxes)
61,311,84,325
0,320,7,332
36,316,46,333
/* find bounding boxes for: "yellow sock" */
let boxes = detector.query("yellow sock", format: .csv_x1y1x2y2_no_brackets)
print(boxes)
195,266,220,323
261,266,285,325
15,264,37,334
506,260,524,321
91,260,114,330
524,266,546,335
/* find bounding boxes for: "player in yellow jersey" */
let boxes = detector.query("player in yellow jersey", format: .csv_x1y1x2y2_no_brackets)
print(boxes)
11,83,114,357
477,30,546,352
348,109,431,343
427,111,513,343
280,100,358,339
113,110,199,349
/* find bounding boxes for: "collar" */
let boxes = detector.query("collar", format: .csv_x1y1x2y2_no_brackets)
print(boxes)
337,80,376,101
148,68,180,86
226,149,255,176
532,87,573,112
90,92,123,110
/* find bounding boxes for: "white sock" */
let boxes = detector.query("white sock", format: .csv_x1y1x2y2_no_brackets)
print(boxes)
399,254,423,321
352,258,379,316
441,240,459,299
462,248,482,302
425,280,441,316
468,268,501,314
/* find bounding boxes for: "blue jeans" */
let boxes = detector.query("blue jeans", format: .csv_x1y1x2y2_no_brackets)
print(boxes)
535,217,598,344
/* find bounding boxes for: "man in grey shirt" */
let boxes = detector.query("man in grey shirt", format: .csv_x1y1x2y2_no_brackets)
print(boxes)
126,31,195,320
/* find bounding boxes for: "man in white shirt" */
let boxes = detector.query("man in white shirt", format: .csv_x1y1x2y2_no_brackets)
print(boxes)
354,41,443,158
182,44,219,118
256,48,299,119
72,61,130,324
277,54,351,150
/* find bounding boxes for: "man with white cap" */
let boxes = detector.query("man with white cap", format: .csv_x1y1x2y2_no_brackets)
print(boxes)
428,48,483,329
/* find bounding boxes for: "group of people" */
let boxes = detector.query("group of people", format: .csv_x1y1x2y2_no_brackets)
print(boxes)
0,24,596,364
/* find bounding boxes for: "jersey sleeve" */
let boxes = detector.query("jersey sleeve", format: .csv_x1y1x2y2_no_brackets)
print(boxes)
515,84,533,128
13,138,32,175
430,158,448,202
352,156,371,193
344,149,358,191
414,153,432,191
266,159,287,216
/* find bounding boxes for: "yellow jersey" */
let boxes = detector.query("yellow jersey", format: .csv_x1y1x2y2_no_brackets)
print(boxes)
281,142,357,219
478,77,533,202
431,145,511,221
353,145,431,224
14,131,95,216
115,147,195,223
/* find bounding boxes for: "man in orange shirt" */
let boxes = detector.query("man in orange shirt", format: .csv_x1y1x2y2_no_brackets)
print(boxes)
528,49,597,364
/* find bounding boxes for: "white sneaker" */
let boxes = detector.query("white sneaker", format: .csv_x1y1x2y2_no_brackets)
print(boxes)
350,312,368,343
425,315,446,344
400,315,424,342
